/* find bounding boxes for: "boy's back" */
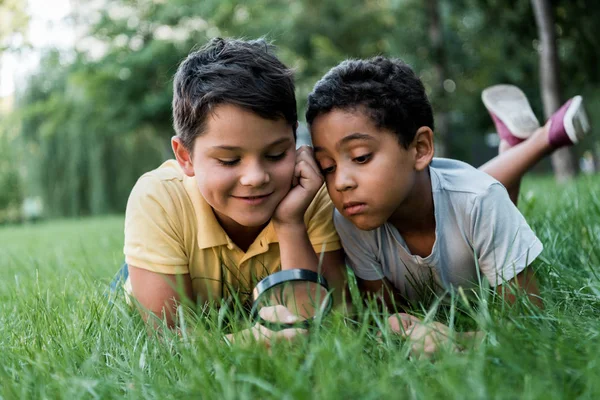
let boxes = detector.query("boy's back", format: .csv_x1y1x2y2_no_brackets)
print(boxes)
333,158,543,301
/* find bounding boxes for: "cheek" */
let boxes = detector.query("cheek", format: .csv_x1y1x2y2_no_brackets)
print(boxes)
271,157,296,186
195,166,237,198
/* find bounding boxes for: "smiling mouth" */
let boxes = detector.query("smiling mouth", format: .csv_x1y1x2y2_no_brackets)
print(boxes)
232,193,273,204
234,193,273,200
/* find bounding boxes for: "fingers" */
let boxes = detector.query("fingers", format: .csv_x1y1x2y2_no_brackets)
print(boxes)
296,145,320,173
276,327,308,342
407,325,440,357
294,145,323,188
406,322,454,357
258,305,299,324
388,313,422,335
251,323,308,349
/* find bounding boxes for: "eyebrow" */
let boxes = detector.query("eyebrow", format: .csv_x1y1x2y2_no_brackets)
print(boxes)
212,137,292,151
314,132,375,153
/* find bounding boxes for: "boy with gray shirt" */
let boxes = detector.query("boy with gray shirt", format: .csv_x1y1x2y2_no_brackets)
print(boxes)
305,57,590,354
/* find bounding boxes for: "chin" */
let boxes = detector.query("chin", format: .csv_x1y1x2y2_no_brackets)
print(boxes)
236,216,271,228
348,215,384,231
234,212,273,227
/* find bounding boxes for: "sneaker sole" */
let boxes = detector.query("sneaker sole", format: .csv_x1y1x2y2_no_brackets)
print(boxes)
564,95,590,144
482,85,540,139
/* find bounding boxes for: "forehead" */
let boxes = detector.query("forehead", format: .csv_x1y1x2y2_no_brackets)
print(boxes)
311,108,390,150
196,103,294,150
313,108,375,132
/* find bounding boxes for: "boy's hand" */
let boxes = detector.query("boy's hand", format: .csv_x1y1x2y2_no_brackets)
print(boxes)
225,305,307,348
273,146,323,225
387,312,423,332
387,313,457,357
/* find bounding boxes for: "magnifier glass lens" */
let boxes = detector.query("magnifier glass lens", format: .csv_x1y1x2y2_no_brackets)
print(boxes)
255,280,329,321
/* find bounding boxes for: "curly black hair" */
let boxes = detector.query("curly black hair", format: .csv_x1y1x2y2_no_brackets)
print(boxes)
306,56,434,148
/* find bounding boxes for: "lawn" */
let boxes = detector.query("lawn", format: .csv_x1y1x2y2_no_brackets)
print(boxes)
1,175,600,399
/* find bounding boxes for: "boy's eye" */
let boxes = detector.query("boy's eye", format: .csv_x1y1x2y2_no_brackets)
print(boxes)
266,152,286,161
217,159,240,166
353,154,372,164
319,165,336,175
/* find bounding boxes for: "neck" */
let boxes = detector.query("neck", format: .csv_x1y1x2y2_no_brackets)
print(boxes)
388,168,435,234
214,211,267,252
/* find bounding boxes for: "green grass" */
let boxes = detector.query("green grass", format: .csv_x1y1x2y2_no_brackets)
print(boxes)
1,176,600,399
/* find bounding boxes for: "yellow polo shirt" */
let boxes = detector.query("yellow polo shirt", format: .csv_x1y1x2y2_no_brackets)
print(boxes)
123,160,341,303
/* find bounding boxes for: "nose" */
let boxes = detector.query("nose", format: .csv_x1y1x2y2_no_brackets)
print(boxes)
334,169,356,192
239,160,270,187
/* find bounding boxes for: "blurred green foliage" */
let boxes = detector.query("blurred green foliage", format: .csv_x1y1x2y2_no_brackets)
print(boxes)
2,0,599,219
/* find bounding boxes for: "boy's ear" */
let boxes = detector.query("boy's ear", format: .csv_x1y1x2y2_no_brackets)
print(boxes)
412,126,434,171
172,136,195,177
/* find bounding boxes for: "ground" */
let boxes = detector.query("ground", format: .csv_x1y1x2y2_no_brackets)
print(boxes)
1,175,599,399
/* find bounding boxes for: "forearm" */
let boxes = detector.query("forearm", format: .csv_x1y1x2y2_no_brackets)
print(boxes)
359,278,409,313
498,268,544,309
274,222,320,272
129,266,194,330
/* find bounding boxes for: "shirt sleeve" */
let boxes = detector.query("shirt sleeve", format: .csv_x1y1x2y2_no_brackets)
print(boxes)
333,210,385,281
470,183,543,287
123,176,189,275
304,184,342,254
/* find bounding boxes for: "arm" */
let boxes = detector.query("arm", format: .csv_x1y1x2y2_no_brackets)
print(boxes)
275,230,349,314
275,221,320,272
358,277,409,312
496,267,543,308
319,249,350,313
273,146,350,310
273,145,326,273
130,265,309,345
386,268,542,356
129,265,194,329
455,267,543,341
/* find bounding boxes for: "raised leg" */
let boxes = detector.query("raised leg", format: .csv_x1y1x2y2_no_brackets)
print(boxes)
479,123,552,205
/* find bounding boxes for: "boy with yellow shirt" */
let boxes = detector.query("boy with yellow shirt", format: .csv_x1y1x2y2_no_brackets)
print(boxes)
118,38,346,344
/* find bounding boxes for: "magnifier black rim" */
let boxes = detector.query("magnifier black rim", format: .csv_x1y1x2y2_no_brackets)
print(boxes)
251,269,332,331
254,269,329,296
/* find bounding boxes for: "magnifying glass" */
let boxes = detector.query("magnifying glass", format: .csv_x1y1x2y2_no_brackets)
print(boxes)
250,269,332,331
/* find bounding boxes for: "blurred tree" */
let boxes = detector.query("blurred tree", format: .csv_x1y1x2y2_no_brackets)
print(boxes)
0,112,23,223
10,0,600,217
0,0,29,51
425,0,449,157
0,0,29,222
532,0,577,182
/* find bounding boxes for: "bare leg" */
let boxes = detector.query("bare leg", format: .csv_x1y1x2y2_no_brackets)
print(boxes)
496,140,522,205
479,123,553,205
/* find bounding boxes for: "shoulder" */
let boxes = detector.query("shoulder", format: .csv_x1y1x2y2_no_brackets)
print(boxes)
129,160,187,203
471,182,515,213
430,157,501,199
126,159,193,219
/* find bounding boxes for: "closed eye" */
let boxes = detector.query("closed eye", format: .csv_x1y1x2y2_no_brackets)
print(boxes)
266,152,286,161
217,159,240,166
353,154,372,164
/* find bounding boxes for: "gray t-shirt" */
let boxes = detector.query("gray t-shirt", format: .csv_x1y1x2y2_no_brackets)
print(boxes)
334,158,544,301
